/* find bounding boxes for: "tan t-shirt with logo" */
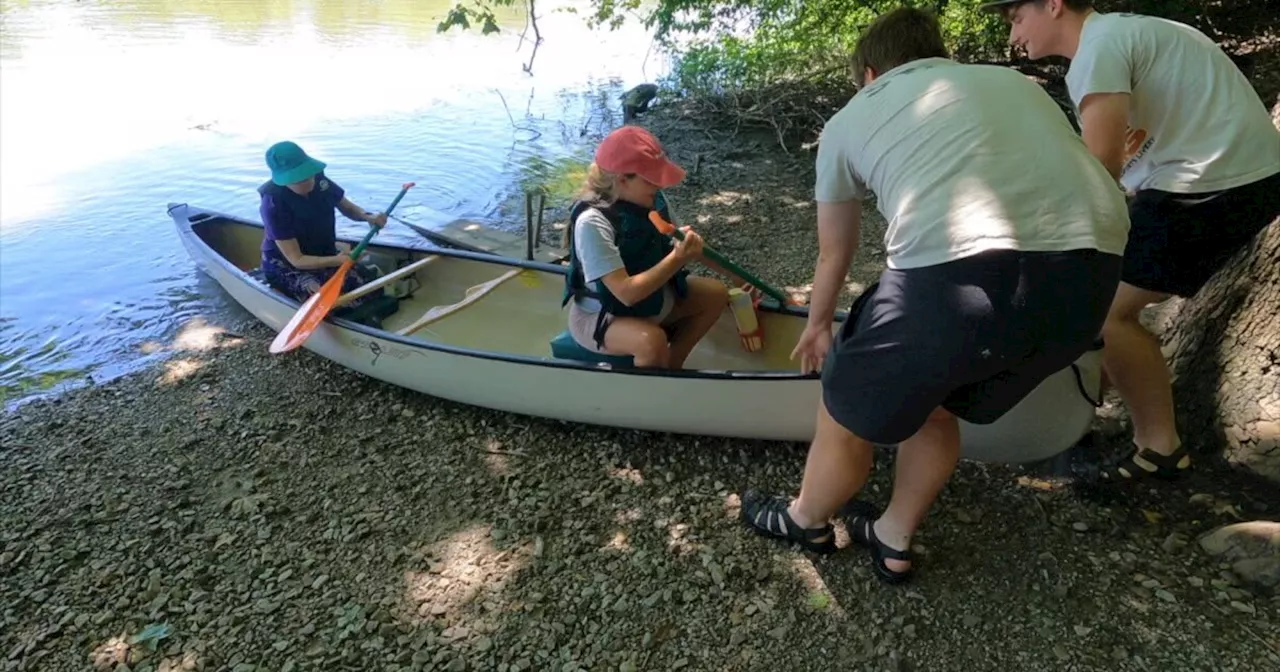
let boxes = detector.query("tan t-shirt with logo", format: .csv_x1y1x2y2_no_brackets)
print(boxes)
1066,11,1280,194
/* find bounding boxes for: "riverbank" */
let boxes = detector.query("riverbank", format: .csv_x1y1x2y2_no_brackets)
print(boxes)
4,104,1280,672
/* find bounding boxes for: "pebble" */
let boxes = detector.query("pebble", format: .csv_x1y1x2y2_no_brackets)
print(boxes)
1229,601,1256,615
2,251,1275,672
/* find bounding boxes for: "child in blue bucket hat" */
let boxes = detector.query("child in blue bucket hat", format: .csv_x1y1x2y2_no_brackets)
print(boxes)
257,141,395,325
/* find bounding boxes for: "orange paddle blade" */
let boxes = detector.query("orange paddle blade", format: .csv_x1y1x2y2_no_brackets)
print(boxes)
648,210,676,235
268,258,354,354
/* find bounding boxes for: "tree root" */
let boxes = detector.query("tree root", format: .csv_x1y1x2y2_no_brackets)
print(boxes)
665,73,856,153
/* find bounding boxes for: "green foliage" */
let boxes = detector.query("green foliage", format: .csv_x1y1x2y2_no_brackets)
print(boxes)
436,0,511,35
439,0,1259,96
653,1,1030,96
438,1,1022,95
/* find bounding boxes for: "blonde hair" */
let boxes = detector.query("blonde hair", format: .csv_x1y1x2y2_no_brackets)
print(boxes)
564,162,620,246
577,162,619,206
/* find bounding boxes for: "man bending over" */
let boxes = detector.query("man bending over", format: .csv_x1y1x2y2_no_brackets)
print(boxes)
737,6,1131,583
988,0,1280,483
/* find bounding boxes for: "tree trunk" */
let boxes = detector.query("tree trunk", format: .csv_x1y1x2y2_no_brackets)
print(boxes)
1146,96,1280,482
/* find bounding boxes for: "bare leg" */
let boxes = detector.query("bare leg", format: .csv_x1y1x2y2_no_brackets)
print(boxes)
739,395,874,553
601,317,671,368
664,277,729,369
874,406,961,574
1100,282,1181,455
787,399,876,531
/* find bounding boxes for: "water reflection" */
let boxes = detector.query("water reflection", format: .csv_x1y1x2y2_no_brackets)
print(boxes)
2,0,528,49
0,0,667,406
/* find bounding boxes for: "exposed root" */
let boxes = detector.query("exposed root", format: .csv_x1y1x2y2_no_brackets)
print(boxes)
662,73,856,153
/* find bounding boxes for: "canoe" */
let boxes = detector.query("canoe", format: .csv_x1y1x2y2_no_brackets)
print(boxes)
167,202,1105,463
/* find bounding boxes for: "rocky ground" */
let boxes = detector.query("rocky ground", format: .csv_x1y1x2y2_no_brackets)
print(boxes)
4,92,1280,672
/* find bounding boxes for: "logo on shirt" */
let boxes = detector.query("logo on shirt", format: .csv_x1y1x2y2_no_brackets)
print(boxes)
1122,127,1154,176
318,179,330,191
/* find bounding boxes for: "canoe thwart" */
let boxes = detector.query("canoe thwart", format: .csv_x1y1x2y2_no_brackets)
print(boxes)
397,267,523,336
338,254,440,307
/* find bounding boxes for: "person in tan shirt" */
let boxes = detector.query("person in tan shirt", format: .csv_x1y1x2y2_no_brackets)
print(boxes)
737,6,1130,584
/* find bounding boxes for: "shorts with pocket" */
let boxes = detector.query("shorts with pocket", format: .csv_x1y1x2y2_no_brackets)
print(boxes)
1123,170,1280,297
821,247,1122,445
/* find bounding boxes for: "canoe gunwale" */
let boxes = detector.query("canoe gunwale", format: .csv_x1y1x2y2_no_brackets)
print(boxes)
166,202,830,382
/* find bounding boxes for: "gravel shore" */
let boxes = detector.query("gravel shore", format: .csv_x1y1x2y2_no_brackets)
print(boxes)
3,116,1278,672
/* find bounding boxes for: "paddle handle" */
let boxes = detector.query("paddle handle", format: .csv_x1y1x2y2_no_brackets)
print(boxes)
349,181,416,260
647,211,793,306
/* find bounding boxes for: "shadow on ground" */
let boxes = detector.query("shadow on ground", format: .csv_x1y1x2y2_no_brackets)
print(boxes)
1,312,1275,671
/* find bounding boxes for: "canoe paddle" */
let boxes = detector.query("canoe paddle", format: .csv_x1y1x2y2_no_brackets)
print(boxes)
647,210,796,307
269,182,416,354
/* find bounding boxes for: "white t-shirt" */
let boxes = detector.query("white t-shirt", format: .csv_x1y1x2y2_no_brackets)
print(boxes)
815,57,1130,270
1066,11,1280,194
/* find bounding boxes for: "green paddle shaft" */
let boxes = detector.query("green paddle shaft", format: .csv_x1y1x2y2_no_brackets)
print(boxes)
662,226,791,306
347,181,416,260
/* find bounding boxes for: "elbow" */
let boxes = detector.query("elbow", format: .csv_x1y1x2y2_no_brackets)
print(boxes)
613,289,640,307
612,279,652,307
817,249,853,269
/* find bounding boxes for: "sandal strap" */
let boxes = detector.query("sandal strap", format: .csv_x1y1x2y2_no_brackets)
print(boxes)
1103,444,1191,480
843,499,915,568
863,520,912,562
740,490,835,553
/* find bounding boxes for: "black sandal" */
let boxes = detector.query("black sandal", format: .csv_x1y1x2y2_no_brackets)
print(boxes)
841,500,914,584
1098,444,1191,483
739,490,837,555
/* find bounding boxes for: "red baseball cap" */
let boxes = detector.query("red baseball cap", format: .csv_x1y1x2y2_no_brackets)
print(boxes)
594,125,686,189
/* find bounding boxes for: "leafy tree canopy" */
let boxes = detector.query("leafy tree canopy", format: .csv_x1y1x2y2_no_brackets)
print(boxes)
438,1,1237,95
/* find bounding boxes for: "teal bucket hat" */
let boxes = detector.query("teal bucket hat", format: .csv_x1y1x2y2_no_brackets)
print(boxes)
265,140,326,185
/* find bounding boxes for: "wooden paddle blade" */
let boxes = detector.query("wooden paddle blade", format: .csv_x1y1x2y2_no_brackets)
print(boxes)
268,259,354,354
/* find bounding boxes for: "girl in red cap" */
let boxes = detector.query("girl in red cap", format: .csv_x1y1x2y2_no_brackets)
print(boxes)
560,125,747,369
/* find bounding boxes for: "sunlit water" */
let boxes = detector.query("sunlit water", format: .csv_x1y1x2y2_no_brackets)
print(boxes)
0,0,669,406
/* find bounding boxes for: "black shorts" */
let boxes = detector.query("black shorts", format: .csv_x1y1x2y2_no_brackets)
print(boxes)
1124,170,1280,297
821,248,1122,445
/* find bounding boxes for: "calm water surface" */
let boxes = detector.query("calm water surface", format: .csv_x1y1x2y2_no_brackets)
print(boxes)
0,0,668,406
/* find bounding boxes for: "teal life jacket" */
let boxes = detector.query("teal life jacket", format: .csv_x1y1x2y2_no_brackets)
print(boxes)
562,191,689,347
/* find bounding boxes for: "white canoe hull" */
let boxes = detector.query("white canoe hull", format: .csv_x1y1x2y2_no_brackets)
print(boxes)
170,203,1102,463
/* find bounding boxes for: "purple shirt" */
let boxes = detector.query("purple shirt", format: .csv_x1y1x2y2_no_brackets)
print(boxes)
259,173,345,268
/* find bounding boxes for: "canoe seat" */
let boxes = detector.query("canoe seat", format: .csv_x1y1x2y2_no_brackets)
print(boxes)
549,330,635,368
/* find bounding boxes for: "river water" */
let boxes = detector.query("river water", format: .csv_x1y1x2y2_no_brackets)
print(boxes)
0,0,667,406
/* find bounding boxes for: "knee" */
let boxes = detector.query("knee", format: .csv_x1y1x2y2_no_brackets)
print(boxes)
690,277,730,310
632,332,671,367
924,406,955,424
707,279,730,305
1101,308,1140,336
